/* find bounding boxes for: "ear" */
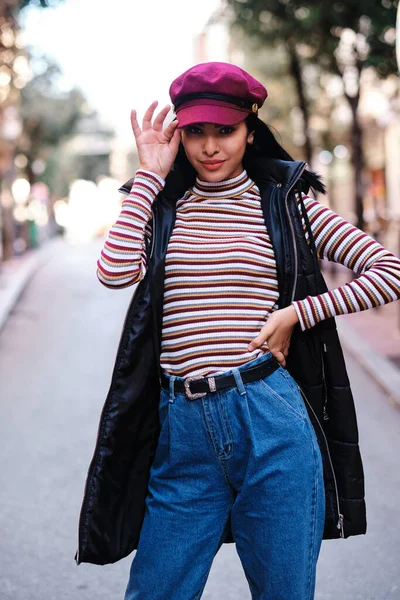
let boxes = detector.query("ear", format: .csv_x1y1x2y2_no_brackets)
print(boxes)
247,130,255,144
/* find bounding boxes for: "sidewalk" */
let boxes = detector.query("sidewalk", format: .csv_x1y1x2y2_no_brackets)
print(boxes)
0,235,64,332
0,239,399,405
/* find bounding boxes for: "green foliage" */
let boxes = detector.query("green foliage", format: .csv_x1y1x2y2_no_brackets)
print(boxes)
18,53,115,194
228,0,399,77
17,54,90,192
20,57,86,145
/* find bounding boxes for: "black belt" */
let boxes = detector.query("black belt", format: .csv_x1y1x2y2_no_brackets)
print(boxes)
160,356,280,400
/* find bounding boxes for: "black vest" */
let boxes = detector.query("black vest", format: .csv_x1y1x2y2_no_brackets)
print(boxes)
75,157,366,566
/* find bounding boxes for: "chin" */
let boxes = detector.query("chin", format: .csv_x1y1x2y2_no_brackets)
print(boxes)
197,163,239,182
198,171,227,183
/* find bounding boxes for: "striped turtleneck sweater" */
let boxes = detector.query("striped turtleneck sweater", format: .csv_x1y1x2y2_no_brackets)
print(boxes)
97,169,400,377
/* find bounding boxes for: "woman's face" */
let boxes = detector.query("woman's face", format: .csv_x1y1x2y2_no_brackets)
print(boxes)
181,121,254,182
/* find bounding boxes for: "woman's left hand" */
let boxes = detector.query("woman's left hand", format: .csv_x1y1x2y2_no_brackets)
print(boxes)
247,305,299,368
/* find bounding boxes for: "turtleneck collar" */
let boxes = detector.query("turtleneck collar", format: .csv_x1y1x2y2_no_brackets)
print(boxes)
191,169,255,199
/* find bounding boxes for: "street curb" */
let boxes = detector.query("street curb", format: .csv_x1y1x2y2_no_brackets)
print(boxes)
337,319,400,408
0,237,62,333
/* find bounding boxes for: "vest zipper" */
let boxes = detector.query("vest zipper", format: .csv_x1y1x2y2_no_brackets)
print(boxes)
297,385,345,538
149,209,156,259
284,163,307,304
284,167,343,533
321,343,329,421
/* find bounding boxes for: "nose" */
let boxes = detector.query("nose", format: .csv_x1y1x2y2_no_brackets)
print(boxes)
202,135,220,156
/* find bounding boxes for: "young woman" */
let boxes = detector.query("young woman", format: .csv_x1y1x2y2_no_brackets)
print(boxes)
76,63,400,599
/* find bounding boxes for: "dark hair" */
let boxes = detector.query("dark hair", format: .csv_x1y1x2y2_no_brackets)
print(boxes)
243,114,326,195
172,116,326,196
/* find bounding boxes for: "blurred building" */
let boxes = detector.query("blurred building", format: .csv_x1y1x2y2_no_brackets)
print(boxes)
321,73,400,254
62,112,114,183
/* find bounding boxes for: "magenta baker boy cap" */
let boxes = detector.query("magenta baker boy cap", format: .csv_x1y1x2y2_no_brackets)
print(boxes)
169,62,268,128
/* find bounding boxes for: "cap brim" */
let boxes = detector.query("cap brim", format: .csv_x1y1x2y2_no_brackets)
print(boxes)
175,104,249,128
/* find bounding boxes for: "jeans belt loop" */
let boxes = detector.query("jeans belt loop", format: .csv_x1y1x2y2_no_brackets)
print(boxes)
169,375,177,403
231,368,246,396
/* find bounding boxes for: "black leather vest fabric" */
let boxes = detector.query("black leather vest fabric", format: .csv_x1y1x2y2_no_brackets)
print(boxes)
75,158,366,566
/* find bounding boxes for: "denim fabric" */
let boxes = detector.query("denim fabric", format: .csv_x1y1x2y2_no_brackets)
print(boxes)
124,352,325,600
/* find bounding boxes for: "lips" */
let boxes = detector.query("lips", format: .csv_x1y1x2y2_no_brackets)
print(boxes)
201,160,226,171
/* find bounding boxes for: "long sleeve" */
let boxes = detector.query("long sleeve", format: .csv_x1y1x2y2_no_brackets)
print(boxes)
96,170,165,288
292,194,400,331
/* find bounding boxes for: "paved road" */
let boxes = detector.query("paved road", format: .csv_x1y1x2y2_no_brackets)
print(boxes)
0,238,399,600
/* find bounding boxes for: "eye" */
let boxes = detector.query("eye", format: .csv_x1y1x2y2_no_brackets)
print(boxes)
185,126,203,135
219,126,235,135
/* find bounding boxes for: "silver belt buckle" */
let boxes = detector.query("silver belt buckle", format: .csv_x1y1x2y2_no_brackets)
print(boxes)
184,375,217,400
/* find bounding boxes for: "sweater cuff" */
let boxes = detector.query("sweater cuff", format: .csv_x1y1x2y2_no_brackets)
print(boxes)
132,169,166,195
292,296,328,331
291,300,308,331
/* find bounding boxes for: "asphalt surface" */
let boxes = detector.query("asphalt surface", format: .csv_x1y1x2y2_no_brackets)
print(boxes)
0,238,399,600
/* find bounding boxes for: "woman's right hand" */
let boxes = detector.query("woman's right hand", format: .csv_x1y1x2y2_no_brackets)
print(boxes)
130,101,181,180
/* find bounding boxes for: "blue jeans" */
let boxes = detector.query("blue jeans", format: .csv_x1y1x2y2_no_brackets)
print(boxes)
124,352,325,600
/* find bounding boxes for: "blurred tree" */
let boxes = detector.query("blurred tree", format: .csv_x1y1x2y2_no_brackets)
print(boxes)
18,56,87,186
0,0,65,260
224,0,316,164
227,33,315,157
18,54,114,199
0,0,65,100
225,0,399,230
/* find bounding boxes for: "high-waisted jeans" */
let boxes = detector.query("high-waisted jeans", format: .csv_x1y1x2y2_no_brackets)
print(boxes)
124,351,326,600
